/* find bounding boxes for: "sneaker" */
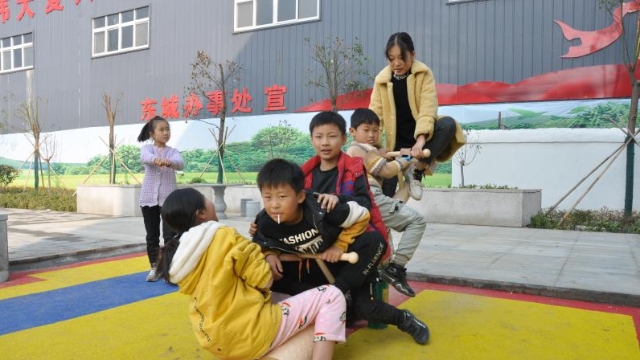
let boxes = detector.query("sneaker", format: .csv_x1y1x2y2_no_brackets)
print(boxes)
378,263,416,297
146,268,159,282
398,309,430,345
404,165,424,201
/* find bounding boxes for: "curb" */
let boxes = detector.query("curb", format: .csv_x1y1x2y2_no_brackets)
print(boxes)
409,273,640,308
9,244,146,272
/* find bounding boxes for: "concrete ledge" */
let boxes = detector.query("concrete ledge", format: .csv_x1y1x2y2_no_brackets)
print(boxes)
76,184,216,217
76,184,541,227
0,213,7,282
77,184,142,217
407,188,542,227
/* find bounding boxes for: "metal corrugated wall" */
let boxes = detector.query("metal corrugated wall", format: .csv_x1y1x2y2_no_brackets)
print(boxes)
0,0,632,132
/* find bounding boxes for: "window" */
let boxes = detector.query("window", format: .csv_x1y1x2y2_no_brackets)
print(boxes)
0,33,33,74
234,0,319,32
92,6,149,57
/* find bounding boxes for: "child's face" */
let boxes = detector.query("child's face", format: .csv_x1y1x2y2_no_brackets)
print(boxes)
310,124,347,163
260,183,305,225
349,122,380,146
152,120,171,145
197,199,218,223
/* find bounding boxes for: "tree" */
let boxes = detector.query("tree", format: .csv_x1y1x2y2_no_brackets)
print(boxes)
453,130,482,187
252,120,301,159
185,51,244,184
306,36,371,111
40,134,57,188
102,92,123,184
599,0,640,217
2,94,47,190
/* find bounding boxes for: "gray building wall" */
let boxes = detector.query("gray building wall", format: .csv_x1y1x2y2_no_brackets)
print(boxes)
0,0,632,132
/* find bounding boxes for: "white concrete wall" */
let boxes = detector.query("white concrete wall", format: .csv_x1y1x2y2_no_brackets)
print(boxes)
406,189,541,227
76,185,142,217
451,129,640,210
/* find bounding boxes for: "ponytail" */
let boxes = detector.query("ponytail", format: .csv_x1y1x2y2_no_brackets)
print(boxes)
155,233,183,284
137,122,152,142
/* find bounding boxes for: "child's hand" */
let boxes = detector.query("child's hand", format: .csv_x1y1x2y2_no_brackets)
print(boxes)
153,158,164,167
411,135,427,158
248,222,258,237
317,194,339,212
321,246,344,263
265,254,283,280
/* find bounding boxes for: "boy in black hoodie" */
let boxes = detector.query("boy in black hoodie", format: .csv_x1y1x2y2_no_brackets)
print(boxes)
252,158,429,345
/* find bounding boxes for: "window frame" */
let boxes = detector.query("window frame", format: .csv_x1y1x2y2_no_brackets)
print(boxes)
92,6,150,58
234,0,320,33
0,32,34,74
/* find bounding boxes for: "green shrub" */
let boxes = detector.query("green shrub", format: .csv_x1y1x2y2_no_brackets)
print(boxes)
529,207,640,234
0,165,20,188
189,177,207,184
456,184,517,189
0,187,76,212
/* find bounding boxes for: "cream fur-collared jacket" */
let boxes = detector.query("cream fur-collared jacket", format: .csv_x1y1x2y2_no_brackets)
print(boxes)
369,60,465,161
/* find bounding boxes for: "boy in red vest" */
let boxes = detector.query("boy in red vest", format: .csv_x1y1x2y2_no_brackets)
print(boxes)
253,111,430,345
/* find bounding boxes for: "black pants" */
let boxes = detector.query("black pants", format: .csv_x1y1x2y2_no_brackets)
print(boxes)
141,205,175,265
271,231,405,326
382,116,457,197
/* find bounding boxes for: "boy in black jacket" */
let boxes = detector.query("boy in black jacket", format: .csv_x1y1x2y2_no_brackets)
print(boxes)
253,157,429,345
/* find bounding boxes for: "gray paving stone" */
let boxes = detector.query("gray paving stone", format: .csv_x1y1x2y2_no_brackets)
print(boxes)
2,208,640,306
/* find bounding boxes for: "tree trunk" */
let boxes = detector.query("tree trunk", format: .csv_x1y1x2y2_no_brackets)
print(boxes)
109,131,115,184
459,162,465,187
625,78,639,217
33,151,40,190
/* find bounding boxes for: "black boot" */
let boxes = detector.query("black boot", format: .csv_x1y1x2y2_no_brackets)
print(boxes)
398,309,430,345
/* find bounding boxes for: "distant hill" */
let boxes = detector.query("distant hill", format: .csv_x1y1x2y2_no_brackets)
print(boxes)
0,157,85,169
0,157,25,168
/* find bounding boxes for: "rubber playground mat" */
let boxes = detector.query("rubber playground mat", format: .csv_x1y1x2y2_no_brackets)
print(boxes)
1,253,638,359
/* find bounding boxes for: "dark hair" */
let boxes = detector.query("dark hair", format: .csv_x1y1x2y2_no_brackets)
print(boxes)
137,115,169,142
257,158,304,193
308,111,347,135
350,108,380,129
385,32,415,61
156,188,207,283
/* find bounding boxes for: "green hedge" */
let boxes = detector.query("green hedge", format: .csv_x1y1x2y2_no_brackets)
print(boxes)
0,187,76,212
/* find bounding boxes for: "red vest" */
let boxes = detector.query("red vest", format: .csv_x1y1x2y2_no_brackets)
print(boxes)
301,153,391,260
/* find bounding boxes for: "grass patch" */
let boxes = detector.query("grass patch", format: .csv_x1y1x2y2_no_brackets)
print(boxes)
12,172,259,189
13,172,452,189
0,187,77,212
423,173,451,188
529,208,640,234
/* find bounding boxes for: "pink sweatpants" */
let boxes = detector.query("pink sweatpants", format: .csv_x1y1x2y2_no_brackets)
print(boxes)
270,285,346,349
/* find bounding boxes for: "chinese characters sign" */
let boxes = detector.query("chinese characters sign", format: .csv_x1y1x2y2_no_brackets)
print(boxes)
140,84,288,121
0,0,93,24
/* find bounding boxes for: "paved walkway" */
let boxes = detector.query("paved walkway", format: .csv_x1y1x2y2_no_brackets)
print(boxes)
3,208,640,306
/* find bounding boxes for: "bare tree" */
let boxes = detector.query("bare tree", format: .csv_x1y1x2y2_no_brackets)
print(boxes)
102,92,123,184
2,94,47,190
40,134,56,188
453,130,481,187
599,0,639,217
185,51,244,184
306,36,371,111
